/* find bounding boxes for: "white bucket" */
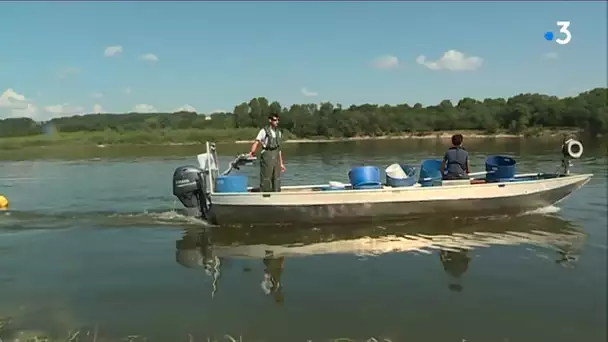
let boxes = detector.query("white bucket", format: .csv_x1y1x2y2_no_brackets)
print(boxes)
328,181,346,188
385,163,408,179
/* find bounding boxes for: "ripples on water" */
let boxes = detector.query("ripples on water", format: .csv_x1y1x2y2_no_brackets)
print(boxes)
0,140,606,342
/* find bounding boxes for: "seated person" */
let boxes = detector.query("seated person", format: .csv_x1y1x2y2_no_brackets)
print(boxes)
440,134,470,180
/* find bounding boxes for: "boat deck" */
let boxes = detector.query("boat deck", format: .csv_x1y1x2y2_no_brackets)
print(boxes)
239,172,564,194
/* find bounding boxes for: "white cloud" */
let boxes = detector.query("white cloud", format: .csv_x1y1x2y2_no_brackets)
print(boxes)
543,52,559,60
93,104,105,113
104,45,123,57
0,88,26,106
91,92,104,99
44,103,84,116
173,104,198,113
0,88,38,118
12,103,38,118
133,104,157,113
372,55,401,70
139,53,159,62
301,87,318,97
209,109,227,114
122,87,132,95
416,50,483,71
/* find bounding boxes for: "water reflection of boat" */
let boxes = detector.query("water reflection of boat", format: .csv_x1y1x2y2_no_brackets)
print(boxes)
440,248,471,292
177,215,586,259
175,215,586,298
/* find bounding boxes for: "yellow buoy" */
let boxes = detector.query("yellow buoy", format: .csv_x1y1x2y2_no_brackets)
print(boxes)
0,195,8,209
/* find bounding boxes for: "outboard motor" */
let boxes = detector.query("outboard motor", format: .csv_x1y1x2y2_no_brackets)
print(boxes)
172,166,208,218
171,141,255,221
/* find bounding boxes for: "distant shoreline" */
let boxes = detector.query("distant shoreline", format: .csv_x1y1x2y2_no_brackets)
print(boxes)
96,130,579,147
235,130,579,144
0,128,586,150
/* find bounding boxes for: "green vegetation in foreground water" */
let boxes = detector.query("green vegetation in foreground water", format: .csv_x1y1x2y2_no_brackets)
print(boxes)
0,88,606,148
0,322,391,342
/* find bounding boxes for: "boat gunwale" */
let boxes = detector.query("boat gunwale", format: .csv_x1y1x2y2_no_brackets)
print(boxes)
209,172,593,197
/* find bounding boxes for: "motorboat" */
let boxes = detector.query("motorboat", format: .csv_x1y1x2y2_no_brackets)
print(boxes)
171,137,592,226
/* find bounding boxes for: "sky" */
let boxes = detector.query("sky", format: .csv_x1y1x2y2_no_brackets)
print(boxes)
0,1,606,120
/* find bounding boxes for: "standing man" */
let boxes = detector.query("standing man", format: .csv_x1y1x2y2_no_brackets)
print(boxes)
249,112,286,192
440,133,471,180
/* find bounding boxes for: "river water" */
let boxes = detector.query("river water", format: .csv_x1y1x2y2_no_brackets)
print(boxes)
0,139,606,342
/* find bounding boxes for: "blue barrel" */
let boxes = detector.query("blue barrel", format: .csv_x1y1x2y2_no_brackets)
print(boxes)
386,165,417,187
215,175,248,193
349,166,381,189
418,159,443,187
485,156,516,182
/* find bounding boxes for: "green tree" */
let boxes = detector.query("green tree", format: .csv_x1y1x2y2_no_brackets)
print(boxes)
1,88,606,140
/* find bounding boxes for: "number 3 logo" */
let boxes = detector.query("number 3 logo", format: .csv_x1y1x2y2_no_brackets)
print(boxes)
556,21,572,45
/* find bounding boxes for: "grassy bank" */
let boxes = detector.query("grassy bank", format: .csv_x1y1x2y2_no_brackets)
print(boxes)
236,128,583,144
0,127,586,150
0,128,261,150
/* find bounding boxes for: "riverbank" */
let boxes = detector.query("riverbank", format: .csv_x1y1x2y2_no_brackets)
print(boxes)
234,130,580,144
0,128,587,150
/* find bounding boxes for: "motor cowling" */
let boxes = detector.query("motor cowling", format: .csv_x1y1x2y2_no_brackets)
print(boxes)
172,166,205,208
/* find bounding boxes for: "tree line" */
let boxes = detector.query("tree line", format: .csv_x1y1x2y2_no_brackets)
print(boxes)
1,87,606,140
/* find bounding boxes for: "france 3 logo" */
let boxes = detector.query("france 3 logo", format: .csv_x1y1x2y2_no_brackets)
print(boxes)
544,21,572,45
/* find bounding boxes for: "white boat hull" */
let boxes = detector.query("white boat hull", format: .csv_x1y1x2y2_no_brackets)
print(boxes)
207,173,592,226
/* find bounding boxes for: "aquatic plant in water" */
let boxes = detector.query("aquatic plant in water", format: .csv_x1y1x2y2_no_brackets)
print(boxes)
0,317,9,332
0,326,394,342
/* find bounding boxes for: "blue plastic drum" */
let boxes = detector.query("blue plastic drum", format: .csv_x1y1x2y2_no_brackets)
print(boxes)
418,159,443,187
215,175,248,193
349,166,381,190
485,156,517,182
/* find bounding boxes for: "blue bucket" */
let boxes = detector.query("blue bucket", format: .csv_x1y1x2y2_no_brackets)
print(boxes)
215,175,248,193
349,166,381,189
418,159,443,187
485,156,516,182
386,164,417,187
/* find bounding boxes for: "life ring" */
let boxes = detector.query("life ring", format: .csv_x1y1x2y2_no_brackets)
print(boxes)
564,139,583,159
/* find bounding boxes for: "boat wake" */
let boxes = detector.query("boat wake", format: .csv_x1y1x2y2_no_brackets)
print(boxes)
520,205,561,216
0,208,209,230
0,203,563,231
